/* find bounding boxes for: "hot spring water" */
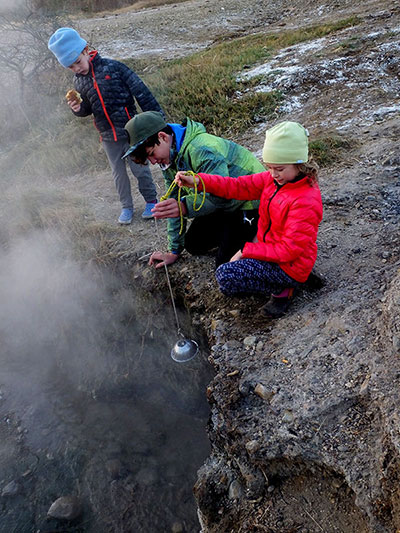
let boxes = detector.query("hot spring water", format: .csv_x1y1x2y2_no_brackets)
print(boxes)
0,261,212,532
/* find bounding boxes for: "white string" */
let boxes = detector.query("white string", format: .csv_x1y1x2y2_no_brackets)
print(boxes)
154,218,182,336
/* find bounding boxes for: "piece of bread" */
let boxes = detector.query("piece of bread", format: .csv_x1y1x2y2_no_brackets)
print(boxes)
65,89,82,104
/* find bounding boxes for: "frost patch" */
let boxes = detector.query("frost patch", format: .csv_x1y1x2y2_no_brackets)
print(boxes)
238,27,400,130
373,106,400,119
99,39,209,59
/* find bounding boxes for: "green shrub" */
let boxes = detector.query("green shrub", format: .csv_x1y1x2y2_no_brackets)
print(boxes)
310,136,353,167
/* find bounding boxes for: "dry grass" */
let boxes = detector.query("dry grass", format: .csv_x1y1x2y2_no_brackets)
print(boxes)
17,187,131,266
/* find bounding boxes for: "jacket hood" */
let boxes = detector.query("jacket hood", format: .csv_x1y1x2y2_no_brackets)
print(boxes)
178,118,207,156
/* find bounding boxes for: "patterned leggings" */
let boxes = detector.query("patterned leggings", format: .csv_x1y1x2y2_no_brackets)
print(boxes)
215,258,299,297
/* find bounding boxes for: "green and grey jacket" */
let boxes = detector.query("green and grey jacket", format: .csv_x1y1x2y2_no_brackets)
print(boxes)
162,118,264,253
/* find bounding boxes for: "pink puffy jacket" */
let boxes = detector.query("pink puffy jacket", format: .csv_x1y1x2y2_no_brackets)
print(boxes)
198,171,323,282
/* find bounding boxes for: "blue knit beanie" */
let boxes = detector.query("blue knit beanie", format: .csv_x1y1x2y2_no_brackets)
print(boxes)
48,28,87,68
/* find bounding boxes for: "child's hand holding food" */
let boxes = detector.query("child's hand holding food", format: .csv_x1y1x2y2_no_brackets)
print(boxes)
65,89,82,111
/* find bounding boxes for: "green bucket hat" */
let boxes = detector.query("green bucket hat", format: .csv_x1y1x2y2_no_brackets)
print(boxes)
122,111,167,159
262,121,309,164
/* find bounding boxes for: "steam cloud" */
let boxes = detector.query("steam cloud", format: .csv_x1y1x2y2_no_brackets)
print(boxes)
0,230,138,389
0,0,25,13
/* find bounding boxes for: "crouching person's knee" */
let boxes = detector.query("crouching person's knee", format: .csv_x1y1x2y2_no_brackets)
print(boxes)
215,263,237,296
184,240,204,256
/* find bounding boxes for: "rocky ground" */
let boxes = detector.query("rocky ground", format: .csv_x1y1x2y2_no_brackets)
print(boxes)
28,0,400,531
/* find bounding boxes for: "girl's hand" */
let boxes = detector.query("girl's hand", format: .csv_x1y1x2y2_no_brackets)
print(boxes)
229,250,243,262
174,171,199,189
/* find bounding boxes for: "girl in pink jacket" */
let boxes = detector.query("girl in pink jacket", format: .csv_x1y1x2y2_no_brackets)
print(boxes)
175,121,323,318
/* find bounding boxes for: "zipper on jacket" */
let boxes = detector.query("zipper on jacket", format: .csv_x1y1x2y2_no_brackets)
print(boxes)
262,183,282,242
124,107,132,120
90,60,118,142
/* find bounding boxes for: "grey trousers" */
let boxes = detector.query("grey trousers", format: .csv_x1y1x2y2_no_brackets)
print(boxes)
102,139,157,209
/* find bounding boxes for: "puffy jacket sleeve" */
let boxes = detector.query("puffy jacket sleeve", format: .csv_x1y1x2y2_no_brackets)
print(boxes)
242,192,322,262
197,171,267,201
72,97,92,117
183,149,254,217
166,152,245,253
119,63,163,115
72,77,92,117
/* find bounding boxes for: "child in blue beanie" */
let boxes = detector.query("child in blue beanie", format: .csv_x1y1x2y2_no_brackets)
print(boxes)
48,27,163,223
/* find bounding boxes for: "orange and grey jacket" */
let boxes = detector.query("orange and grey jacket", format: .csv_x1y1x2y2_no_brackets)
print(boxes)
73,51,163,142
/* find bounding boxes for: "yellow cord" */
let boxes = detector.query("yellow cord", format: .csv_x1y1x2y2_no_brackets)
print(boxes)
160,171,206,234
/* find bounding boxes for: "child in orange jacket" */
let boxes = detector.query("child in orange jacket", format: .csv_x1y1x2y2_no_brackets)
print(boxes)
175,121,323,318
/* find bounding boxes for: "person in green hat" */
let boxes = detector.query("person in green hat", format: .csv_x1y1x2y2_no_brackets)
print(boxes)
175,121,323,318
122,111,265,269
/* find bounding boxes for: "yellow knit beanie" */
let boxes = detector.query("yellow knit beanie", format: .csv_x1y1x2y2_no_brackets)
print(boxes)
262,121,309,164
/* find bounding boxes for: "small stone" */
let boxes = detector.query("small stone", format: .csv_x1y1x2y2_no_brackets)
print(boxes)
282,410,294,423
2,480,19,497
254,383,274,401
228,479,242,500
171,521,184,533
245,440,260,454
393,335,400,353
224,340,242,350
243,336,257,347
47,495,82,520
267,485,275,493
256,341,264,352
